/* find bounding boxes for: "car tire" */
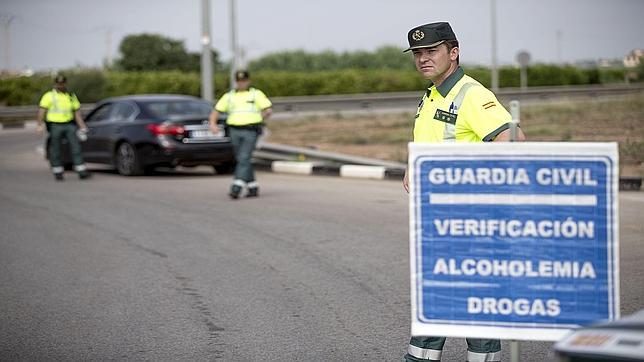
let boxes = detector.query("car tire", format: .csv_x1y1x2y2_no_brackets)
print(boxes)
115,142,144,176
214,162,234,174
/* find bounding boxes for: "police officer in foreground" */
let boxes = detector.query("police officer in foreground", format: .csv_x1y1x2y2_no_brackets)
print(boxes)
209,70,272,199
402,22,526,362
36,75,91,181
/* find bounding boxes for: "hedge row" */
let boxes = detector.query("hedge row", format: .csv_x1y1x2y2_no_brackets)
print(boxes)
0,65,629,106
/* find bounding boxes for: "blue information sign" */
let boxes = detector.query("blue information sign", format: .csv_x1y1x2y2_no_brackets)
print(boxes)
409,142,619,341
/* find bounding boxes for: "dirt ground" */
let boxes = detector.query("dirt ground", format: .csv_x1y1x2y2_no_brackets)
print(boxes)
267,93,644,177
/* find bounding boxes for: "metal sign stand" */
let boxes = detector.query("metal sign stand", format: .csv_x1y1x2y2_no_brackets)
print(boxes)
509,99,521,362
510,100,521,362
509,100,520,142
510,340,520,362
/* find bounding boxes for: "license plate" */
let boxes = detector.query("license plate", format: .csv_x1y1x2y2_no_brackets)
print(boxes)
190,129,223,139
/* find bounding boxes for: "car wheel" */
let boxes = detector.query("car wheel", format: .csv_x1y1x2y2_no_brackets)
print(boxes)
115,142,144,176
214,162,234,174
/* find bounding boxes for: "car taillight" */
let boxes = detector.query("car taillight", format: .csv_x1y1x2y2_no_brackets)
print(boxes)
147,123,185,136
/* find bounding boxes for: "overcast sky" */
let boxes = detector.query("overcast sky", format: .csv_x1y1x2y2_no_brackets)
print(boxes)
1,0,643,72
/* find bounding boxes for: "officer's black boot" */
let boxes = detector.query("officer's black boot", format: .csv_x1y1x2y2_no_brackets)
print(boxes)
78,171,91,180
229,185,242,199
54,173,64,181
246,187,259,198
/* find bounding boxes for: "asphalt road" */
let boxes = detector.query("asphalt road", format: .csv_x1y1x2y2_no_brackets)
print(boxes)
1,129,643,361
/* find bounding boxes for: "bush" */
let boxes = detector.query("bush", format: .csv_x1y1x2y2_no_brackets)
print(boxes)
0,63,632,107
251,69,424,97
0,75,50,106
65,69,108,103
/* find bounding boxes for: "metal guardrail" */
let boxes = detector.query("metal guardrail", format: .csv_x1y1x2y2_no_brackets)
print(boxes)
2,84,643,123
253,143,641,191
270,83,644,113
255,142,406,169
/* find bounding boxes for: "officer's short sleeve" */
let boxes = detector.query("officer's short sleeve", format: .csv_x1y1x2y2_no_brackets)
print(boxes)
71,93,81,111
214,93,229,113
39,92,52,109
254,89,272,110
460,86,511,141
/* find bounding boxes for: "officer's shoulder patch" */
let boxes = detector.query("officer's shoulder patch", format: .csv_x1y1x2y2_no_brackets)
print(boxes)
482,101,497,110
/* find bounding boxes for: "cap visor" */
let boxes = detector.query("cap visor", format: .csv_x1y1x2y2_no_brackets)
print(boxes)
403,40,446,52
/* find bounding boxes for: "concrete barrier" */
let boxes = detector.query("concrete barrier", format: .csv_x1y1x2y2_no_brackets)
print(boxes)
340,165,386,179
271,161,316,175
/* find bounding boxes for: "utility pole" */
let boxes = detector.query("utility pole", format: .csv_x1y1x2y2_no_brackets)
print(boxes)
104,28,112,68
490,0,499,92
556,29,562,64
1,14,16,72
200,0,214,101
229,0,239,90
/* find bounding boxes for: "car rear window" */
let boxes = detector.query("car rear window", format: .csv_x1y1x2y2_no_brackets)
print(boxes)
142,100,213,118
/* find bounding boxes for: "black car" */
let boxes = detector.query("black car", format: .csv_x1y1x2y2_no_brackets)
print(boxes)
554,309,644,361
46,94,234,175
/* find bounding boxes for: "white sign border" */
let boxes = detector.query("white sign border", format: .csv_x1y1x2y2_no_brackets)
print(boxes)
408,142,620,342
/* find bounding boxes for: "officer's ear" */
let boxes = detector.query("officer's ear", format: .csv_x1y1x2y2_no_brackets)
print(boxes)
449,46,459,62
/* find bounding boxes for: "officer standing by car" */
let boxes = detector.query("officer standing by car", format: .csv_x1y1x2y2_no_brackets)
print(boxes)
36,75,91,181
208,70,272,199
401,22,526,362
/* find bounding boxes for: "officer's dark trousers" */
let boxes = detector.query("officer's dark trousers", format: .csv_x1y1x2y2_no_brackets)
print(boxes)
405,336,501,361
229,126,258,185
48,122,85,174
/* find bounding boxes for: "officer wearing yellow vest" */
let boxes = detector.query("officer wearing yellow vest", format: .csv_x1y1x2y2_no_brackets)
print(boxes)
208,70,272,199
402,22,526,362
36,75,91,181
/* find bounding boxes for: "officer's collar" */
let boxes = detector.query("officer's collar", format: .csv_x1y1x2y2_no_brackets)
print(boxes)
429,66,465,97
53,88,69,94
233,87,253,93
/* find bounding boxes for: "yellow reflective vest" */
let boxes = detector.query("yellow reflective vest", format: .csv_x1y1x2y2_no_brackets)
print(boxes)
413,67,512,143
39,89,81,123
214,87,272,126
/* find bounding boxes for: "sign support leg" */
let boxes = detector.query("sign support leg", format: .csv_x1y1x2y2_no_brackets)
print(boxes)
510,340,520,362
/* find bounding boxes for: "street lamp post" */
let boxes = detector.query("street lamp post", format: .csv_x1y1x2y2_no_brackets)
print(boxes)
200,0,213,102
229,0,239,90
490,0,499,92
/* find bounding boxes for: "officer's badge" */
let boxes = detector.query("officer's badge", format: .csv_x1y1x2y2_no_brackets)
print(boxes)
434,109,457,125
412,30,425,41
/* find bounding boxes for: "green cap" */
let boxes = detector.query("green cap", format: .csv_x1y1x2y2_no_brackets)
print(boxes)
235,70,250,80
404,22,457,52
54,74,67,83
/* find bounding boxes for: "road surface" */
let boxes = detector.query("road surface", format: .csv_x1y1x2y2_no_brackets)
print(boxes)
1,129,643,361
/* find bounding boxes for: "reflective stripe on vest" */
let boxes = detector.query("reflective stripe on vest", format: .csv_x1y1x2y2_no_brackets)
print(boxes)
408,344,442,360
226,88,262,126
47,90,76,123
442,82,478,142
466,350,501,362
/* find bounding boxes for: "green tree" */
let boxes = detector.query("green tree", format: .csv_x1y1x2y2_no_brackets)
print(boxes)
115,33,220,72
